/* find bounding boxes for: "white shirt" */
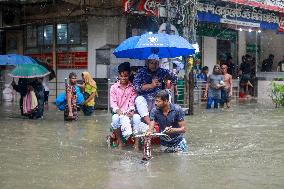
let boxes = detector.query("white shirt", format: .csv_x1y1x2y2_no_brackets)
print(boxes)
42,76,49,91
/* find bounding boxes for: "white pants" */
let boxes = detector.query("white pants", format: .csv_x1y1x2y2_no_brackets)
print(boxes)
111,113,141,137
135,96,155,118
135,93,172,118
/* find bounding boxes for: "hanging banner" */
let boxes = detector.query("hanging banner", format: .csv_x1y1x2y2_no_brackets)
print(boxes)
122,0,161,16
224,0,284,13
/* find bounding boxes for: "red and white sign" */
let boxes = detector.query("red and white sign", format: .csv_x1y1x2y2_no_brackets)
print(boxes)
225,0,284,13
122,0,160,16
27,52,88,69
278,15,284,32
27,53,53,66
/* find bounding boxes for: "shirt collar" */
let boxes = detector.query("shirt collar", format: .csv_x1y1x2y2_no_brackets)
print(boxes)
157,103,174,114
117,81,131,88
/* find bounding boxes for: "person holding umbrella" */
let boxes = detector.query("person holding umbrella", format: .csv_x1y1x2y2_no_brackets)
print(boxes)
11,78,29,115
29,77,45,119
133,54,177,126
9,63,50,117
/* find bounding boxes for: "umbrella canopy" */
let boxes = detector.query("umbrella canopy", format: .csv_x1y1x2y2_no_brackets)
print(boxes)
113,33,195,60
8,64,50,78
0,54,37,66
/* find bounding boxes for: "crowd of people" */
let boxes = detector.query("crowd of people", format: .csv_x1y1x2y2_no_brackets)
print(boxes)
11,55,187,153
10,52,284,152
194,53,284,109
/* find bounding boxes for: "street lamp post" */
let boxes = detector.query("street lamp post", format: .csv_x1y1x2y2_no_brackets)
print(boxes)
181,0,198,115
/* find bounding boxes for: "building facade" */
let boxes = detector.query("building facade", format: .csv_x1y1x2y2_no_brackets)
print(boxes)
1,0,284,102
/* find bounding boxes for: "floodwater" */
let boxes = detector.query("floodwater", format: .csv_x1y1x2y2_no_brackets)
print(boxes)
0,102,283,189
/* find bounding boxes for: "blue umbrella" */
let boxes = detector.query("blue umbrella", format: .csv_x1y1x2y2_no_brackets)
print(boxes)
0,54,37,66
113,33,195,60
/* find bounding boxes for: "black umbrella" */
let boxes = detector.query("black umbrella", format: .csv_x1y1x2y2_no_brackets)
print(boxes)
32,58,56,80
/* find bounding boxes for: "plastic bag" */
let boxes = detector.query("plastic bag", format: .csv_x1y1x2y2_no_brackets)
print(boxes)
55,86,84,111
2,84,13,102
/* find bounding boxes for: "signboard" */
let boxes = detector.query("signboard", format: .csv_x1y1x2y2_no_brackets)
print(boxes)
197,2,279,24
57,52,87,68
246,43,260,53
122,0,161,16
220,18,261,27
278,15,284,32
27,52,88,68
197,2,280,30
197,25,237,41
224,0,284,13
27,53,53,66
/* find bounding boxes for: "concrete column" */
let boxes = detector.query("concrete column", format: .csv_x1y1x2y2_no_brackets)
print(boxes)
88,16,126,78
202,36,217,74
88,17,106,77
238,31,246,65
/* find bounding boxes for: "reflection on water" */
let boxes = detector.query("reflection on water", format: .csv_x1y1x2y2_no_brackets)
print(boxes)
0,103,283,189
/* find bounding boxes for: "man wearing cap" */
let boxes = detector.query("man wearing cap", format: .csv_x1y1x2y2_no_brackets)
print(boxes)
133,54,177,126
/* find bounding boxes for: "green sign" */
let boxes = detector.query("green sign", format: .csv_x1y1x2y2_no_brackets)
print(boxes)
246,44,260,53
197,25,237,41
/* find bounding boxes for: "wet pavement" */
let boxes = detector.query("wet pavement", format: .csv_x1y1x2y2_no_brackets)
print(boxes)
0,102,283,189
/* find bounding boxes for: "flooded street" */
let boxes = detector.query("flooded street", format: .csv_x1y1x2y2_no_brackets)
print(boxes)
0,102,283,189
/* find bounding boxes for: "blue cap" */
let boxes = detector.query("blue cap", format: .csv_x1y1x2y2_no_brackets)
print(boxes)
147,54,159,61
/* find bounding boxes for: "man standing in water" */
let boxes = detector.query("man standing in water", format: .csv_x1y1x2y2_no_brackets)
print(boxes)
148,90,187,153
204,65,224,109
221,64,233,108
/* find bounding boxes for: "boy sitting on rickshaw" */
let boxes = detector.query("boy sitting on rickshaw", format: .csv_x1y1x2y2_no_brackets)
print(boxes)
110,62,148,148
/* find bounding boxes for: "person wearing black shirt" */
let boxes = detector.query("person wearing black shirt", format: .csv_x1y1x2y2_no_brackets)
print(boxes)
261,54,274,72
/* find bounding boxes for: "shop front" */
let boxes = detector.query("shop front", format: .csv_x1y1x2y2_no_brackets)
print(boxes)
197,1,280,68
196,1,284,99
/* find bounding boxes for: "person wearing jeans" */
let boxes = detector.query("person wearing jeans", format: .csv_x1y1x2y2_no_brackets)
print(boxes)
204,65,224,109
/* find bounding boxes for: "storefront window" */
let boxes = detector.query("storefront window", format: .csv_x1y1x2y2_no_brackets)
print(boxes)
81,22,87,45
26,26,37,47
24,22,87,69
44,25,53,45
37,26,44,46
57,24,68,44
56,23,81,45
68,23,80,44
37,25,53,46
